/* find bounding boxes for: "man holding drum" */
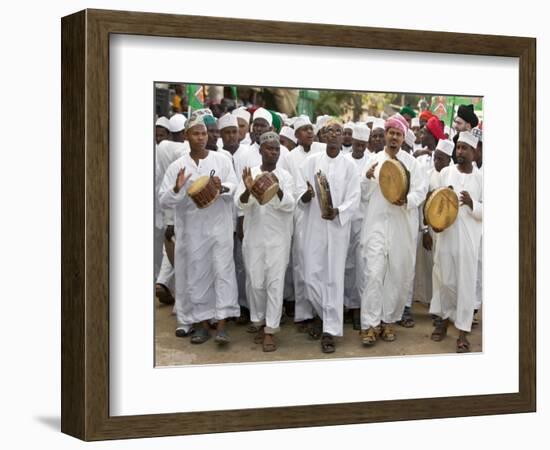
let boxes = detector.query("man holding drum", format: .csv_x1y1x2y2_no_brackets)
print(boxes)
159,114,240,345
429,131,483,353
235,131,296,352
359,114,427,346
296,119,360,353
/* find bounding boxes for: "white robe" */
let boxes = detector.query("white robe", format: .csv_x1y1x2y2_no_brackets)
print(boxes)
412,167,443,304
235,166,295,332
296,151,360,336
155,140,185,281
159,151,240,328
429,164,483,332
343,152,372,309
279,142,326,314
474,164,483,310
359,149,428,329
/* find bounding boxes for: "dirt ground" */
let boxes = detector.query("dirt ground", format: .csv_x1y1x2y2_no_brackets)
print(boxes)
155,301,482,366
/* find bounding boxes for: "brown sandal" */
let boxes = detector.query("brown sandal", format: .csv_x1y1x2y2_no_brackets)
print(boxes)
253,326,265,344
155,283,174,305
430,319,448,342
262,335,277,352
456,335,471,353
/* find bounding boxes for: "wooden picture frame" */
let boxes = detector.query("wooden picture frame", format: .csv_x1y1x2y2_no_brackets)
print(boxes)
61,8,536,441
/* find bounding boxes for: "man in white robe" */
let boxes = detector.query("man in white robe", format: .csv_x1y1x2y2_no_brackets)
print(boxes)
429,131,482,352
472,127,483,322
278,116,325,325
232,107,252,145
159,115,240,345
343,123,371,330
296,119,360,353
154,114,187,304
235,132,296,352
368,119,385,154
359,115,427,346
341,121,354,154
412,139,454,309
218,113,250,320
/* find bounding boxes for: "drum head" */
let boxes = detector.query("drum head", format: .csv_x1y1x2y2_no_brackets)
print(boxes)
379,159,409,204
259,182,279,205
187,175,210,195
424,187,459,230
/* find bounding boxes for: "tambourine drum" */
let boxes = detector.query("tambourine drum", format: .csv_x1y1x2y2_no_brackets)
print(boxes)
379,158,410,204
251,172,279,205
187,174,219,209
314,170,333,216
424,187,459,231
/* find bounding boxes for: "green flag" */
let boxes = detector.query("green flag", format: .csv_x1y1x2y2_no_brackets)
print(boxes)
187,84,204,110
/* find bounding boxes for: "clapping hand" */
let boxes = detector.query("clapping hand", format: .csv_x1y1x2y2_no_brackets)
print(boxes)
174,167,192,193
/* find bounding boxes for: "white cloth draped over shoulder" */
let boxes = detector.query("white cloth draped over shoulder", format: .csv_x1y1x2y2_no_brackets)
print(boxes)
295,151,361,336
159,151,240,329
429,164,483,332
235,166,296,333
359,149,428,329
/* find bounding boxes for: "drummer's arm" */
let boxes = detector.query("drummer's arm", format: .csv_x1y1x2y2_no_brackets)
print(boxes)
272,177,296,212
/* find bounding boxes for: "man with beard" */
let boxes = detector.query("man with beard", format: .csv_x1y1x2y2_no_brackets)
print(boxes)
452,104,479,162
296,119,360,353
159,115,240,344
359,114,427,346
429,131,482,353
235,132,296,352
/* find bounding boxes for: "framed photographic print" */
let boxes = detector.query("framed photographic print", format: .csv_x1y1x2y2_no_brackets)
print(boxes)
61,8,536,441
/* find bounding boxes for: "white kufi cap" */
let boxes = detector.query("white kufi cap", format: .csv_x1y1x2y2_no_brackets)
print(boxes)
457,131,479,149
435,139,454,156
169,113,187,133
218,113,238,130
352,123,370,142
252,107,273,126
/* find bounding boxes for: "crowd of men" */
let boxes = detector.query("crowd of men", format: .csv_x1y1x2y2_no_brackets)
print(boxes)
154,99,483,355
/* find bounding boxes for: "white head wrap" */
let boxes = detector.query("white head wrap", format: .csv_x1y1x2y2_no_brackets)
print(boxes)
411,117,420,128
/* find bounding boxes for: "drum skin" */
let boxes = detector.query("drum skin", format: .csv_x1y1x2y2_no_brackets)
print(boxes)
379,158,410,204
424,187,459,231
